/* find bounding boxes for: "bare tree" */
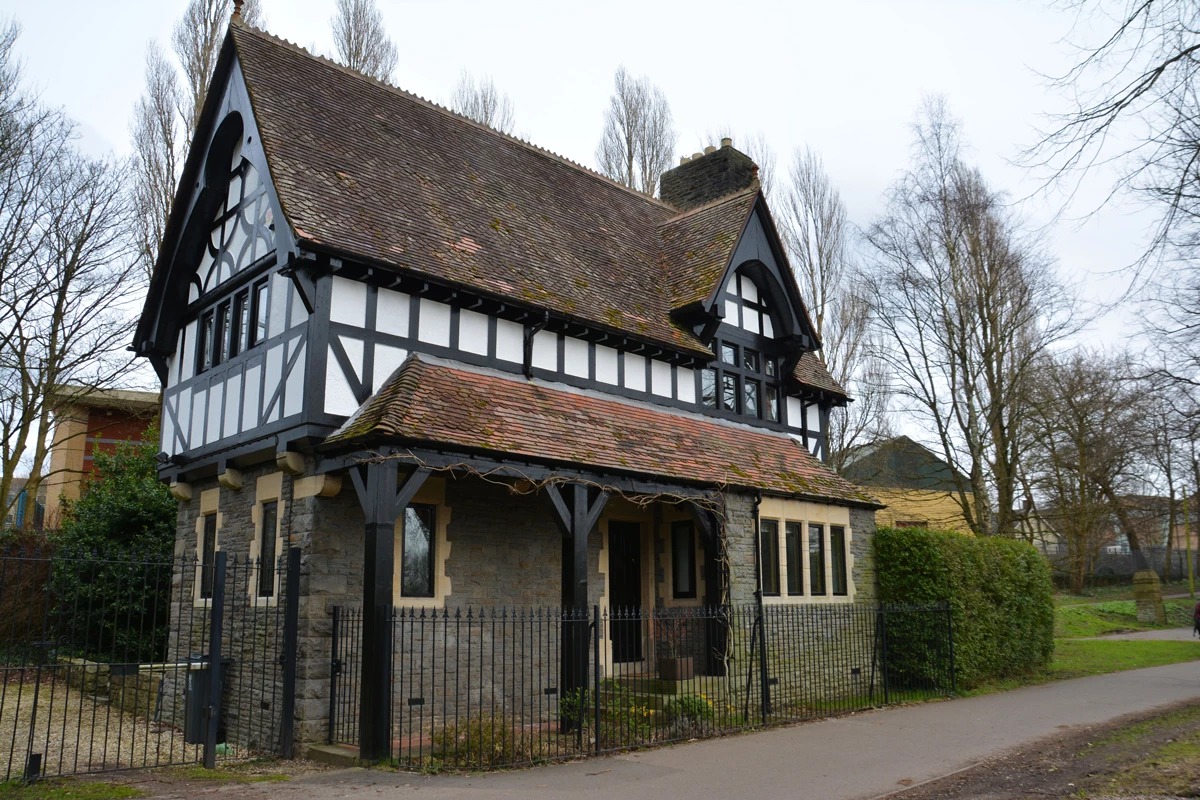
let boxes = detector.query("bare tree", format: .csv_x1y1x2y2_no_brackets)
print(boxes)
331,0,399,82
864,98,1080,536
129,43,180,281
0,24,140,526
777,146,889,468
449,70,516,134
596,67,677,196
172,0,261,136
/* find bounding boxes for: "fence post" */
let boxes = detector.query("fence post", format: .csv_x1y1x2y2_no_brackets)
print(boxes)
280,548,301,758
755,590,770,722
592,605,601,754
204,550,228,770
328,607,340,744
879,606,890,706
946,604,957,694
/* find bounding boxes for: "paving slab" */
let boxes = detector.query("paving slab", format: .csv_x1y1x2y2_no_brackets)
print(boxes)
154,660,1200,800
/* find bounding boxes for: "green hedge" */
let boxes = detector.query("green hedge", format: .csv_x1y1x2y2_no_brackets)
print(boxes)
876,526,1055,688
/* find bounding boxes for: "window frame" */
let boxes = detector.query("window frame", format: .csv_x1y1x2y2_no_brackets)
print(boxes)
785,521,804,596
830,525,848,596
257,499,279,599
808,522,827,597
671,520,697,599
759,518,781,597
700,272,783,423
199,512,217,600
401,503,437,599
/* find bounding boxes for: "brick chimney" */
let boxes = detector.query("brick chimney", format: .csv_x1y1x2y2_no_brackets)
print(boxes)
659,139,758,211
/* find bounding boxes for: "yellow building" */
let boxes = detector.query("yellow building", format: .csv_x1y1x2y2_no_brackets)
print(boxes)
841,437,975,535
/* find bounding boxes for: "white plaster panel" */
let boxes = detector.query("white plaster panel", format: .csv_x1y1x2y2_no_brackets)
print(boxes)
418,298,452,347
190,388,205,448
564,337,589,378
677,367,696,403
176,388,191,449
805,402,822,434
624,353,646,391
377,287,411,338
264,344,283,423
762,314,775,339
165,355,178,389
595,345,618,385
741,277,758,303
223,373,241,439
532,330,557,371
338,336,364,385
330,276,367,327
284,342,305,417
207,381,223,445
651,360,672,397
288,283,306,329
181,321,197,382
787,396,804,429
495,319,523,363
743,308,761,335
374,345,408,391
242,365,260,431
324,345,359,416
724,297,738,325
267,272,288,339
457,309,488,355
161,403,175,456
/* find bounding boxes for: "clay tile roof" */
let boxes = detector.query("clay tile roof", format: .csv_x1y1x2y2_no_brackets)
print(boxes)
229,23,724,358
326,355,879,507
658,188,759,311
794,352,849,398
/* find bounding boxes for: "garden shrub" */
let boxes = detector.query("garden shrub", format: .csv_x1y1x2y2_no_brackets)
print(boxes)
875,526,1055,688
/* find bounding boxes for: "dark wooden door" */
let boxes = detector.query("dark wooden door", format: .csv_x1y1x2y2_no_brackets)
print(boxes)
608,521,642,662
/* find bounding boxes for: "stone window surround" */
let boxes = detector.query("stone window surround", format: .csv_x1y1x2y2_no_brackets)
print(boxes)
193,488,222,608
758,497,855,605
392,477,452,609
248,471,286,606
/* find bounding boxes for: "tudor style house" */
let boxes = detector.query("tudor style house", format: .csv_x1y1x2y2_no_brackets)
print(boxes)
135,19,880,754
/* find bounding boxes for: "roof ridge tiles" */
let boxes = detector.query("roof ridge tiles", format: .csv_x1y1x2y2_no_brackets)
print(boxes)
658,184,761,226
230,21,677,212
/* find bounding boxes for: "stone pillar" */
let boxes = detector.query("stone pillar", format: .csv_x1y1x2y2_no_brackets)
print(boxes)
1132,569,1167,624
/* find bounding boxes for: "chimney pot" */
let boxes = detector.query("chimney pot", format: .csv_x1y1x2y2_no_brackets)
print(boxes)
691,152,703,160
680,156,690,165
721,137,733,148
704,145,716,154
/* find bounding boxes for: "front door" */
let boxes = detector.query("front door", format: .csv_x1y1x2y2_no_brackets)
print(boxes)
608,521,642,662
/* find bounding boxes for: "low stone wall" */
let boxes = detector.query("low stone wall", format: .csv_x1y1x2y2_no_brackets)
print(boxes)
56,658,164,719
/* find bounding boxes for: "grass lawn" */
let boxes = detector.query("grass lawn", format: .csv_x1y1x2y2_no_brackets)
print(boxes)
0,780,145,799
1053,597,1197,637
1054,580,1195,605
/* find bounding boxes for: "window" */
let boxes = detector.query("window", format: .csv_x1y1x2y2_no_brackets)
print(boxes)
721,343,737,365
705,272,782,422
402,503,436,598
765,385,779,422
197,311,214,373
785,522,803,596
742,348,760,372
200,513,217,599
760,519,780,596
250,278,269,347
257,500,278,598
213,300,231,366
721,374,737,411
701,368,717,408
744,379,760,417
230,289,249,358
808,523,826,596
672,521,696,599
830,525,848,596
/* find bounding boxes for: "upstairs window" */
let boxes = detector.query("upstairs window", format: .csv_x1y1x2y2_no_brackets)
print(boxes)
194,277,270,375
701,339,780,422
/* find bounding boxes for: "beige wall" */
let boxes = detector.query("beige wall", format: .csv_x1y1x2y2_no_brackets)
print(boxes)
43,404,89,526
872,489,974,534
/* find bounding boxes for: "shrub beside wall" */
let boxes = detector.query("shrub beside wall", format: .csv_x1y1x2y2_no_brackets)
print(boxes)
875,526,1055,688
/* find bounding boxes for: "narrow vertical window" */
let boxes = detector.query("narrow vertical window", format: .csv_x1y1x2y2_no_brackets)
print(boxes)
672,520,696,599
785,521,803,596
830,525,848,596
809,523,826,596
766,386,779,422
230,289,249,358
742,348,760,372
257,500,278,598
760,519,780,596
251,279,269,346
214,300,231,366
402,503,436,598
701,368,718,408
197,311,214,373
721,374,738,411
200,513,217,599
744,379,760,418
721,343,737,365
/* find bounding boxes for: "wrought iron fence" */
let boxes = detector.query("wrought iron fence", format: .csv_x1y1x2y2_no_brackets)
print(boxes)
329,601,954,769
0,547,299,781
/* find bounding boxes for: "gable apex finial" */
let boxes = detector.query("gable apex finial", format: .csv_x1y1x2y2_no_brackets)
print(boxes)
232,0,244,20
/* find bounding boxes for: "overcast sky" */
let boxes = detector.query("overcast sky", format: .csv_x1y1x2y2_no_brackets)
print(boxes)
0,0,1152,344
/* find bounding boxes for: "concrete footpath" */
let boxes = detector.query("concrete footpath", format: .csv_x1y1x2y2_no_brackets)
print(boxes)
168,661,1200,800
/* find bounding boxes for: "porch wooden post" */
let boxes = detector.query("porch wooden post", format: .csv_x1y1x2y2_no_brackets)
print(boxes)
349,458,430,761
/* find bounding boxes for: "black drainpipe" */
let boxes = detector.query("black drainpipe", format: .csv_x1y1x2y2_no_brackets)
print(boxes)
522,311,551,379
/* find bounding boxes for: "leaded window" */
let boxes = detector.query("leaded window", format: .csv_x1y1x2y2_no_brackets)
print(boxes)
402,504,437,598
199,145,274,295
760,519,781,596
700,270,783,423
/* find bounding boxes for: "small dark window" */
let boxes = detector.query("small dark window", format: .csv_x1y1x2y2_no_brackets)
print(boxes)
213,300,231,366
701,368,717,408
830,525,848,596
809,523,826,596
785,521,803,596
197,311,215,373
230,289,249,358
257,500,278,598
744,379,760,417
721,343,737,366
200,513,217,599
766,385,779,422
672,521,696,599
402,503,436,598
722,374,737,411
765,358,777,378
250,279,269,347
760,519,780,596
743,348,760,372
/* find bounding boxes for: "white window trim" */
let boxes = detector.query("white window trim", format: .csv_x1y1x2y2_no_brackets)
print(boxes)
758,498,855,605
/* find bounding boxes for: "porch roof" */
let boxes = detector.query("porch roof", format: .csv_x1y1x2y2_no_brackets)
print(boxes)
323,354,880,507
